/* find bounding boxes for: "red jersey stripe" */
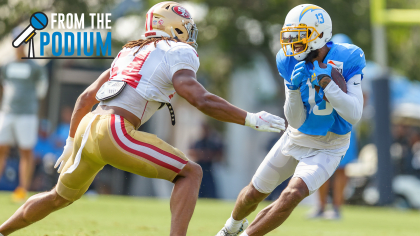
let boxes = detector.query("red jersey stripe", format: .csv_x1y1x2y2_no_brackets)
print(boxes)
120,117,188,164
110,115,181,173
140,101,149,121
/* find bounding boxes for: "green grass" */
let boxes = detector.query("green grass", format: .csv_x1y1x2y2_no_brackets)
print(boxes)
0,191,419,236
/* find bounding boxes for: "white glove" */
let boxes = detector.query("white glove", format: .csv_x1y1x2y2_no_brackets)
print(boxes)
245,111,286,133
54,137,74,173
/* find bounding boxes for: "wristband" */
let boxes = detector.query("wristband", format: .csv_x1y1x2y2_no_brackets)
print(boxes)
245,112,256,127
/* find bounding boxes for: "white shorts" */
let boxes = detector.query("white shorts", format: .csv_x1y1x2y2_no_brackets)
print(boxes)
0,113,38,149
252,133,348,195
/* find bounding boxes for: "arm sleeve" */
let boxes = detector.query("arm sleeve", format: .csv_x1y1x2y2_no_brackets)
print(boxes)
36,67,48,99
324,74,363,125
284,84,307,129
166,45,200,79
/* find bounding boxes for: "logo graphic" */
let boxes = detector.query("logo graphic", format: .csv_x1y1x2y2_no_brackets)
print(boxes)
360,52,364,57
327,60,344,74
12,12,113,60
172,6,191,19
12,12,48,58
299,5,325,21
354,82,360,85
311,73,317,83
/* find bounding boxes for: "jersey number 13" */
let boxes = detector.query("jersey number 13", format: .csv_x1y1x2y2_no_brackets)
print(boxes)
306,80,333,116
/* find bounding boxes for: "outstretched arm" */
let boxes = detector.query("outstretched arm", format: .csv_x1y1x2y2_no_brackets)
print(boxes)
173,69,246,125
173,69,285,132
69,69,110,138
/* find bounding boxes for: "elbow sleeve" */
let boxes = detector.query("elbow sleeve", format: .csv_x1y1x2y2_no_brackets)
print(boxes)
324,74,364,125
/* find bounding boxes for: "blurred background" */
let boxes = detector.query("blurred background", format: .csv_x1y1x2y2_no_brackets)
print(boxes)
0,0,420,216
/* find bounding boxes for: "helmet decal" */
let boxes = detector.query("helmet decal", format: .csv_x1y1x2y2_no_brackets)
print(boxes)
172,6,191,19
299,5,325,21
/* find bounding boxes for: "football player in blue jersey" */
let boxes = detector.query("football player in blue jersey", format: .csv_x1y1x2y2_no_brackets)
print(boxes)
216,4,366,236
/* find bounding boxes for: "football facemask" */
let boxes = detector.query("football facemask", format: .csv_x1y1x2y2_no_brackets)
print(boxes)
280,25,320,57
184,21,198,49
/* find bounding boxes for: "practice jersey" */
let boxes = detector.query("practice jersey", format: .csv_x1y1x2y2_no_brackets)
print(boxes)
100,40,199,125
109,40,199,104
277,41,366,136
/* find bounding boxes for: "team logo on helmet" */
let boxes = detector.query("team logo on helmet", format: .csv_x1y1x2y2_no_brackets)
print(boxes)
299,5,324,21
172,6,191,19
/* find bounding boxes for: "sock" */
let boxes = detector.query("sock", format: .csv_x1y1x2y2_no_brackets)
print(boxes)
225,213,243,233
240,231,249,236
0,233,4,236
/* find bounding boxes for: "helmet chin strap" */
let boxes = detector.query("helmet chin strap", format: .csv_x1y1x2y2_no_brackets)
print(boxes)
170,27,179,40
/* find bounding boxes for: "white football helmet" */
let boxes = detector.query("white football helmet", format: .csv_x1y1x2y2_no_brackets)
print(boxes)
280,4,332,61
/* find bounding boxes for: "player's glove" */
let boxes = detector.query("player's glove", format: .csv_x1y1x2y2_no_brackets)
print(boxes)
245,111,286,133
309,61,333,98
287,61,309,90
54,136,74,174
309,61,332,88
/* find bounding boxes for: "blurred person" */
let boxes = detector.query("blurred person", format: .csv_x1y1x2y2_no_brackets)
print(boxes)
309,33,358,220
32,120,61,191
0,27,48,202
53,106,73,146
217,4,365,236
0,2,285,236
189,123,224,198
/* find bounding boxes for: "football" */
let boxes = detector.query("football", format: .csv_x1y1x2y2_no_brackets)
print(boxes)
314,61,347,102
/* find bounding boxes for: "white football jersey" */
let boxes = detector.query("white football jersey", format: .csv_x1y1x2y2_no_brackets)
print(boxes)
109,40,200,103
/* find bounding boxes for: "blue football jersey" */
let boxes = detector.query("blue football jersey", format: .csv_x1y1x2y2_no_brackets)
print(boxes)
276,41,366,136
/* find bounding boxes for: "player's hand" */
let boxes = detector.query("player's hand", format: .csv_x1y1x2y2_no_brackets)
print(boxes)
288,61,309,90
309,61,332,88
54,137,74,174
245,111,286,133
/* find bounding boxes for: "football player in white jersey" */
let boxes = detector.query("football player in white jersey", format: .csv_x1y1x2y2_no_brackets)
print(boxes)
0,2,285,236
216,4,365,236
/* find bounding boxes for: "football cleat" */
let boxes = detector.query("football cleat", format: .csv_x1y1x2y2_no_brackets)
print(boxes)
216,218,249,236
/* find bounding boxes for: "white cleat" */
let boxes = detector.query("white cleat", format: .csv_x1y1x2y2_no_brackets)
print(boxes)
216,219,249,236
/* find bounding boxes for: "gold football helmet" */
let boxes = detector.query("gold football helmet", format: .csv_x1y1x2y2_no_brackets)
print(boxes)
144,1,198,48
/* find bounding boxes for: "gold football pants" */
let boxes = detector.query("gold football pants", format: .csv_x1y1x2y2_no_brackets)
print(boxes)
56,113,188,201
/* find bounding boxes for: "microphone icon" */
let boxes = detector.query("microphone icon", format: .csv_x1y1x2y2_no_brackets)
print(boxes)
12,12,48,58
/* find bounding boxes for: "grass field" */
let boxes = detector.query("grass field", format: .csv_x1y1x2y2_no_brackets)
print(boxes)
1,191,420,236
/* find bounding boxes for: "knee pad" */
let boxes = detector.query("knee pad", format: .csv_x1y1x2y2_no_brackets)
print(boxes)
251,176,277,194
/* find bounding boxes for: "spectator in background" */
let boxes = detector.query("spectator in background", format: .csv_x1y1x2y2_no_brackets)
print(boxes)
32,120,61,191
189,123,224,198
0,27,48,201
52,106,73,147
314,131,357,219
